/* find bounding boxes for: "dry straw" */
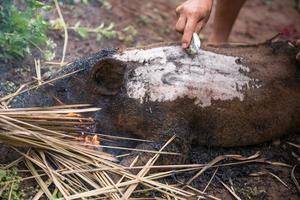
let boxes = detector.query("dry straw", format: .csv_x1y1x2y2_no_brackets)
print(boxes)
0,105,199,199
0,104,295,199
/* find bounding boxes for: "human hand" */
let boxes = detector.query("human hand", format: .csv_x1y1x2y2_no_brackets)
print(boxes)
175,0,213,48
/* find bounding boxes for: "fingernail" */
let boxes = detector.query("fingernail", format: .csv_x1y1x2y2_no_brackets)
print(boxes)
182,43,187,48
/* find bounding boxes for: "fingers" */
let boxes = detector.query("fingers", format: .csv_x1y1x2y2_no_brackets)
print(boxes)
175,0,213,48
195,21,204,33
175,5,182,16
182,17,198,48
175,15,187,33
297,52,300,60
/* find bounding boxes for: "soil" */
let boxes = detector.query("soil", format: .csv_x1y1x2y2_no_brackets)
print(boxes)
0,0,300,199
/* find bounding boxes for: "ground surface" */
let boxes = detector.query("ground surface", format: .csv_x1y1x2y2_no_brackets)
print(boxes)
0,0,300,199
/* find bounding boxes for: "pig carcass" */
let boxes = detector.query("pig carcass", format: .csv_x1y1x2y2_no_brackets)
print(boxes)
13,41,300,161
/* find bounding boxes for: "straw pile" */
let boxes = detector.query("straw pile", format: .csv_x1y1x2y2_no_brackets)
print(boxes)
0,104,295,200
0,105,194,199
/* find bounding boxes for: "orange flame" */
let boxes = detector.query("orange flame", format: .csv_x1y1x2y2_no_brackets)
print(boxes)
92,135,100,146
78,134,100,147
66,112,82,118
84,135,91,144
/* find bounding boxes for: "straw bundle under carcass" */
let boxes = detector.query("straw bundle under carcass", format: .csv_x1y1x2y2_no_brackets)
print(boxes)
0,105,198,199
0,105,277,199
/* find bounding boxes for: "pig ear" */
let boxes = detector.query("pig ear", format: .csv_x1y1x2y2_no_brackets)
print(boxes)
90,58,126,95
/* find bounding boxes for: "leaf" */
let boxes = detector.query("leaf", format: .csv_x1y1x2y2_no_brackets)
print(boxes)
76,27,89,39
96,32,103,41
43,50,55,61
46,39,57,49
74,21,81,29
50,18,65,30
102,30,117,39
96,23,105,31
29,0,45,9
0,1,51,61
106,22,115,30
123,25,138,36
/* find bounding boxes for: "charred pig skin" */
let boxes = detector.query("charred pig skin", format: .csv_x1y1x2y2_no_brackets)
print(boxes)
12,42,300,156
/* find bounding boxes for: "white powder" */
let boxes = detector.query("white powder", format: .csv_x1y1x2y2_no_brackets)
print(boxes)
114,46,259,107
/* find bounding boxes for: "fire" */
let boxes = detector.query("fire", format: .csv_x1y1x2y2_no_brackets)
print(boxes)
84,135,91,144
50,95,92,122
76,134,101,148
65,112,94,125
66,111,99,147
66,112,82,118
92,135,100,146
50,95,100,148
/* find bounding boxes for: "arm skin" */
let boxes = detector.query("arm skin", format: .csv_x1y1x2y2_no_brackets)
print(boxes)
208,0,246,44
175,0,300,61
175,0,246,47
175,0,213,48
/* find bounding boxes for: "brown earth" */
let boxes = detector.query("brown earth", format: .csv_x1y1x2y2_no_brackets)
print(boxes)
0,0,300,199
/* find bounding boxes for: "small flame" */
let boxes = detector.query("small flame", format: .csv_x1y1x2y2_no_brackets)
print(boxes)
92,135,100,146
66,112,82,118
79,134,101,148
84,135,91,144
65,112,86,124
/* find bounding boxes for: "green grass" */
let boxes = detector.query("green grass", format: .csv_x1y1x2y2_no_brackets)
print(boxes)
0,167,25,200
0,0,55,62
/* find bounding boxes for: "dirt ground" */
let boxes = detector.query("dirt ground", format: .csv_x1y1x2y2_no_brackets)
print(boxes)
0,0,300,199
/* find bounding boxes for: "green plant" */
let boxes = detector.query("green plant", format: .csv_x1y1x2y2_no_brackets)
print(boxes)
60,0,112,9
0,81,18,95
97,0,112,9
118,25,138,44
238,185,266,200
51,189,64,199
50,19,117,41
137,15,151,25
74,22,117,41
0,167,25,200
0,0,55,62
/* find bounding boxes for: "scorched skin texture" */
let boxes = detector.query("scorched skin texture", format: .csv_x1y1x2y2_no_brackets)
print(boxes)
13,41,300,162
